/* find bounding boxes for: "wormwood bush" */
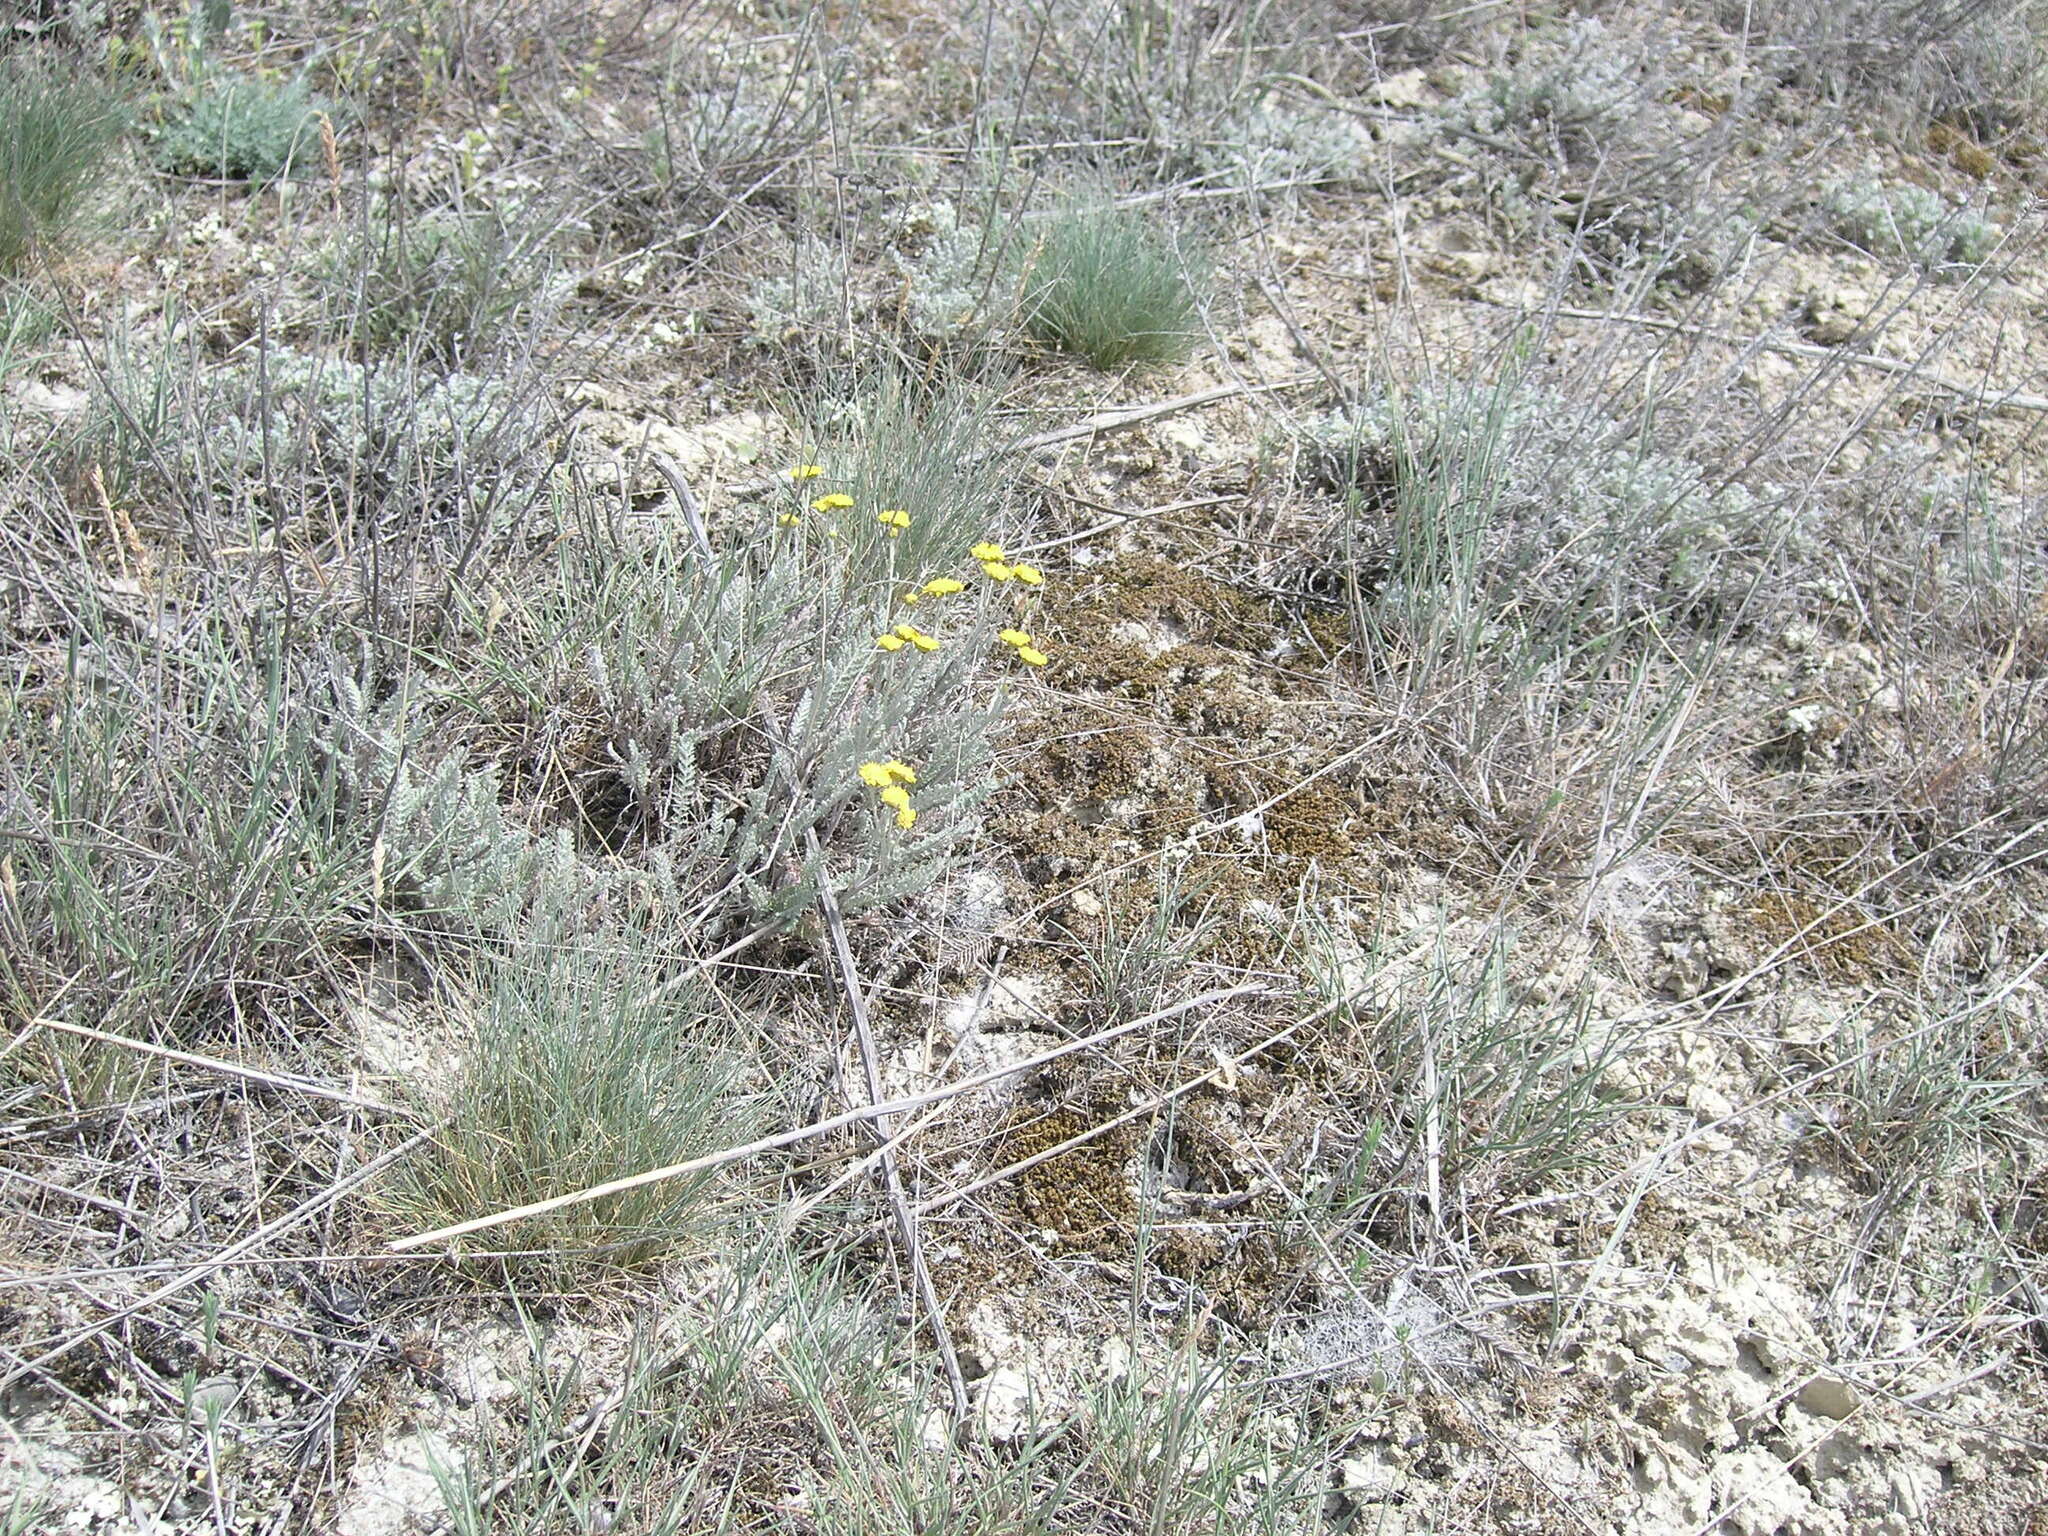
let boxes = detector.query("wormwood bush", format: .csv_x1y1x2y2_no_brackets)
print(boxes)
83,324,555,540
489,369,1023,932
1297,375,1790,639
1825,178,1998,267
747,231,847,345
0,610,366,1074
892,198,1017,343
1442,15,1650,163
326,203,561,364
156,71,327,180
0,56,125,276
1198,93,1376,191
1024,201,1200,369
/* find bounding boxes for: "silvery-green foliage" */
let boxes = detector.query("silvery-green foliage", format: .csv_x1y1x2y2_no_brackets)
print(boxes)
891,200,1008,340
85,332,550,534
549,524,998,929
1298,379,1794,631
1442,16,1649,161
255,348,514,465
313,668,549,933
156,71,327,181
748,233,847,342
1199,95,1376,189
1824,178,1998,268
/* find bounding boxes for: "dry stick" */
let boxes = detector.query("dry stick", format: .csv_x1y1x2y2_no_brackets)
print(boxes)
18,1014,405,1115
1011,493,1243,557
1006,375,1318,456
911,985,1359,1220
809,841,969,1422
1501,300,2048,415
389,986,1263,1252
909,932,1442,1224
720,377,1322,502
0,1132,432,1394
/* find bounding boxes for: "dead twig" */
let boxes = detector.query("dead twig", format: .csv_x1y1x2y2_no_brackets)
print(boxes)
811,839,970,1422
1498,299,2048,416
16,1014,405,1115
1,1132,432,1394
388,986,1265,1252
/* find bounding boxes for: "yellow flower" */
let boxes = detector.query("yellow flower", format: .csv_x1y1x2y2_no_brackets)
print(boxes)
998,628,1032,647
895,806,917,830
901,590,919,604
981,561,1014,582
880,784,911,812
920,577,965,597
812,492,855,512
970,542,1004,562
859,762,894,787
1013,563,1043,585
883,761,917,785
911,632,940,653
776,511,803,527
877,509,911,536
1017,646,1049,667
876,634,906,652
785,464,825,481
894,623,921,641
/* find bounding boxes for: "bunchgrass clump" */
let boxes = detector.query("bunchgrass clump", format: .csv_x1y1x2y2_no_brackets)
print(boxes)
156,71,327,181
384,937,744,1264
1023,201,1200,370
0,56,125,276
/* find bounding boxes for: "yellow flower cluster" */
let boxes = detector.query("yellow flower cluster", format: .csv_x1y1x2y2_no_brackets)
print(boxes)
858,760,919,829
812,492,855,512
969,542,1042,585
902,575,964,605
998,628,1049,667
877,622,940,653
877,508,911,537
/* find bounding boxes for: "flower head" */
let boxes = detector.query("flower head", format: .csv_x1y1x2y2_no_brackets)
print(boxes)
1013,563,1043,585
981,561,1014,582
776,511,803,528
894,623,921,641
882,761,917,785
895,806,917,830
997,628,1050,668
877,508,911,536
875,633,906,652
880,784,911,812
785,464,825,481
812,492,855,512
920,577,965,597
859,762,894,787
911,632,940,653
970,542,1004,563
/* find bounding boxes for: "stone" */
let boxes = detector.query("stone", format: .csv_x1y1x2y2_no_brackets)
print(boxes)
1372,69,1435,109
1798,1373,1859,1420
